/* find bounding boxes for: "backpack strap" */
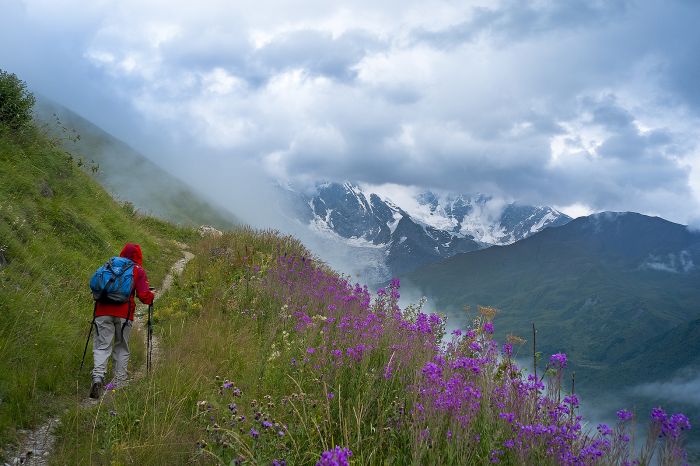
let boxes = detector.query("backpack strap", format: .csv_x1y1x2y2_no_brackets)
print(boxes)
121,265,138,335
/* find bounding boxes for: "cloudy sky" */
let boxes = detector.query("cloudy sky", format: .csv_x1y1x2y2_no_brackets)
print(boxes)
2,0,700,224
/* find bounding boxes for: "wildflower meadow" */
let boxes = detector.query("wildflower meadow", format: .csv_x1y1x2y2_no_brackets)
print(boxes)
51,232,692,464
191,242,692,465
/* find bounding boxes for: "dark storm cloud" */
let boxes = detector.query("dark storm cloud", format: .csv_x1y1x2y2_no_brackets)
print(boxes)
590,96,675,161
414,0,629,48
254,29,384,82
156,28,383,88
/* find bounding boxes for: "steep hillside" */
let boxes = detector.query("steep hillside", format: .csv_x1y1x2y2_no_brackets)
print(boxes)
34,97,238,229
0,117,197,450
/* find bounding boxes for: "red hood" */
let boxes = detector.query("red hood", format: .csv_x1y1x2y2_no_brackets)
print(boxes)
119,243,143,266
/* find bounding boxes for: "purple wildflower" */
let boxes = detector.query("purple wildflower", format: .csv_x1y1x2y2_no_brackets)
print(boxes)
597,424,613,436
651,407,667,423
249,428,259,439
563,394,580,408
483,322,494,334
422,362,443,380
549,353,567,369
663,413,692,438
502,343,513,356
616,409,633,421
316,446,352,466
383,363,394,380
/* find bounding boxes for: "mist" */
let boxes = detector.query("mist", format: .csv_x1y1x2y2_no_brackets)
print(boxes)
634,372,700,407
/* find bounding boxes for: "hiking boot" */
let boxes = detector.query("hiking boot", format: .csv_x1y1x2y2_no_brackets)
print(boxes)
89,380,103,399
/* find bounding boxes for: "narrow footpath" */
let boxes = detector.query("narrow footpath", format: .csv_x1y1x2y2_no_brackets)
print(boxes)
5,248,195,466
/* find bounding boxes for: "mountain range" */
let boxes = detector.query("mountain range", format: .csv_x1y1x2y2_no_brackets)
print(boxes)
283,181,571,281
403,212,700,391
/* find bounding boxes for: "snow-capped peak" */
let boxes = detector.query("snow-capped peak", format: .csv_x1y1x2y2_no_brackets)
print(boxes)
284,181,572,279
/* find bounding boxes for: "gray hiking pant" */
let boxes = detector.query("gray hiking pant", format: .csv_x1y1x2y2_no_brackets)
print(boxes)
91,315,132,386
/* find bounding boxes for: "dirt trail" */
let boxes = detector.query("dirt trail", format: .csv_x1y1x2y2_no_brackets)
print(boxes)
5,248,194,466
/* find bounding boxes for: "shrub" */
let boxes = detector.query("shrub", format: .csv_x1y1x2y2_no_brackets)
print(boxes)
0,69,36,130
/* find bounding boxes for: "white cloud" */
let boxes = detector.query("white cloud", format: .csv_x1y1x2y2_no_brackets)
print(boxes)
4,0,700,224
633,371,700,407
556,203,595,219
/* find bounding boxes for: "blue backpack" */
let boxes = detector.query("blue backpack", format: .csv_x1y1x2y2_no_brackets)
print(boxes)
89,257,135,303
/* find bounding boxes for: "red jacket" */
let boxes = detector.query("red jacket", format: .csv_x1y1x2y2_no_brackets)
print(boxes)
95,243,154,320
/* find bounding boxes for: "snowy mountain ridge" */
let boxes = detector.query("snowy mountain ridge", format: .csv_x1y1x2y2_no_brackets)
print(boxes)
285,182,571,281
306,182,570,245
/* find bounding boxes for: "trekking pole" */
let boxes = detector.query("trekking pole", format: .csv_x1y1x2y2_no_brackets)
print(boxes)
147,303,153,374
79,302,98,372
79,322,94,372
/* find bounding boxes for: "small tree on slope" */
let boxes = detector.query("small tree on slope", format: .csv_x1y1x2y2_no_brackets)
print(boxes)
0,70,36,130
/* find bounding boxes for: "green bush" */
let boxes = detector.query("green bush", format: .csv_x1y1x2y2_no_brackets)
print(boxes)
0,70,36,130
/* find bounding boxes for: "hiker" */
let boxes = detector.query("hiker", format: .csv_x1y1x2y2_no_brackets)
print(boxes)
89,243,155,398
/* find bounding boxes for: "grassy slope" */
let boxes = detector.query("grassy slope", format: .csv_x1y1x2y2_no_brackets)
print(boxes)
51,231,316,465
34,97,238,229
52,232,503,465
0,123,198,454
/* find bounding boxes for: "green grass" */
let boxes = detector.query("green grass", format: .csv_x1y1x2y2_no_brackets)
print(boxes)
50,230,313,464
0,123,197,455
